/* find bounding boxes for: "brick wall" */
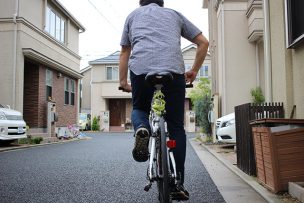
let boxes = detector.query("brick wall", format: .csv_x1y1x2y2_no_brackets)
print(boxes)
52,71,78,127
38,66,47,128
23,60,78,130
23,61,39,128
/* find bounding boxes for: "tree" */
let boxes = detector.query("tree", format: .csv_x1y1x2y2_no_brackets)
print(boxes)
188,78,212,135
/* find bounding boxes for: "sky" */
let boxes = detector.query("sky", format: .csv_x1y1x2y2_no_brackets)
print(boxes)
58,0,209,69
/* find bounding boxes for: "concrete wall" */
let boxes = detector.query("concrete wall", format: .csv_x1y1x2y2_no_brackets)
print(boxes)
81,68,92,113
267,0,304,118
0,23,15,107
217,1,257,115
292,46,304,118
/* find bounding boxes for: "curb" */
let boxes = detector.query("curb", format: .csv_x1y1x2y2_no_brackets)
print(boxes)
0,137,92,153
192,139,283,203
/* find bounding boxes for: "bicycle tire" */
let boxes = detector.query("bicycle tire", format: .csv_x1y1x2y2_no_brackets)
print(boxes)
157,118,171,203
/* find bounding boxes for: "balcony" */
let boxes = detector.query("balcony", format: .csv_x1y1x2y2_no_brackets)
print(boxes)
246,0,263,42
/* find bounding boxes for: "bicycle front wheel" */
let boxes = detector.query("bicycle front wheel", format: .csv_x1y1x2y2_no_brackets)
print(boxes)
157,118,171,203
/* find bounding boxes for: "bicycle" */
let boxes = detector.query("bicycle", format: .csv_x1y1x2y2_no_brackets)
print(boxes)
119,72,192,203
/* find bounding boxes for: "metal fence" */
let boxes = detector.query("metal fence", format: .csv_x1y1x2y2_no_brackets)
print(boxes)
234,102,284,176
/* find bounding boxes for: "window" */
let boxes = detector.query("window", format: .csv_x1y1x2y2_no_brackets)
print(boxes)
64,78,75,105
106,67,119,80
285,0,304,48
46,70,52,100
199,65,209,78
70,80,75,106
45,6,65,43
185,65,191,72
64,78,69,105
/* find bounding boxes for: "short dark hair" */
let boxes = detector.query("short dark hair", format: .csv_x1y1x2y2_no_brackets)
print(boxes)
139,0,164,7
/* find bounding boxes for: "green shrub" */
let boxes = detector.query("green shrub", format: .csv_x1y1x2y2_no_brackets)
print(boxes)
18,138,29,144
194,95,212,135
91,116,100,131
31,137,43,144
18,137,43,144
250,87,265,104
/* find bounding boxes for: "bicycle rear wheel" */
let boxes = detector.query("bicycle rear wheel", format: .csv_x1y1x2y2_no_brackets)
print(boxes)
157,118,171,203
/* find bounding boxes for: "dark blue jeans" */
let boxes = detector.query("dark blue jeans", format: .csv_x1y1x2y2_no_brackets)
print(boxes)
130,71,187,184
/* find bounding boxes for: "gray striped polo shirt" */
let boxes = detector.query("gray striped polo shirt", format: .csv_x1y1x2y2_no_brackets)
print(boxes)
120,3,201,75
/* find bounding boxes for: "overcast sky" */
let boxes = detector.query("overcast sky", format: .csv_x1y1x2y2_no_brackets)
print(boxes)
58,0,209,69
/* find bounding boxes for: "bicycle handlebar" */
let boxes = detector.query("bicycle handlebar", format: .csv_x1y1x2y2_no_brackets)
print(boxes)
119,83,193,92
185,84,193,88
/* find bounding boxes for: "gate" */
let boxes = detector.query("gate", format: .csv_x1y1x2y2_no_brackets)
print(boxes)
234,102,284,175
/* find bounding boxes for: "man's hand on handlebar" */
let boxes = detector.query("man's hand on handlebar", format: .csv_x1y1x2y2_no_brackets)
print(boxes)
119,83,132,93
185,69,198,84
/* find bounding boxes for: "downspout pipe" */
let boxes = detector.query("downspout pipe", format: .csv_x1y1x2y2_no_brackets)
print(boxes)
263,0,273,102
12,0,19,109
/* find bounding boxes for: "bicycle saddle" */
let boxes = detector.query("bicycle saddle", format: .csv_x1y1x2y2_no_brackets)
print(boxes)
145,72,173,86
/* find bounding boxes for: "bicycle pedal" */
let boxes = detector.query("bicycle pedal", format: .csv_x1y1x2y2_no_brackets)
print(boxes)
144,183,152,192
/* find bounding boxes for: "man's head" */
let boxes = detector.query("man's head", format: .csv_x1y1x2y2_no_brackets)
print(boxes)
139,0,164,7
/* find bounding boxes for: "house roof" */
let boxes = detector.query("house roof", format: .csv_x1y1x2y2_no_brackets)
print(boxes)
182,43,210,56
89,46,210,66
182,44,197,53
89,51,120,65
80,66,91,74
52,0,85,32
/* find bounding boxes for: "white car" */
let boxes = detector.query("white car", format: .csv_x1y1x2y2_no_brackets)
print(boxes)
215,113,236,144
0,104,27,142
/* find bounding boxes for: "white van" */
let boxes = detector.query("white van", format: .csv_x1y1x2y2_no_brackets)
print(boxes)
215,113,236,144
0,104,27,142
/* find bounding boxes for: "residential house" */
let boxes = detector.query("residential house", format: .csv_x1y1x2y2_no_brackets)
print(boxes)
203,0,304,121
0,0,85,138
80,66,91,114
81,45,211,132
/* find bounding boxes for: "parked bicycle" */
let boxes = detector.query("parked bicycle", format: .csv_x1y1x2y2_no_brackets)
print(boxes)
119,72,192,203
66,124,80,138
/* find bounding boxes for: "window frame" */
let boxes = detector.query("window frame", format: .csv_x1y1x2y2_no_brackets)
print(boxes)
46,69,53,100
284,0,304,48
64,77,75,106
199,65,209,78
45,5,66,43
106,66,119,81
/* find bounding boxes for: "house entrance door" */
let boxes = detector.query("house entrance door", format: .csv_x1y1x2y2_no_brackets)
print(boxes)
109,99,126,127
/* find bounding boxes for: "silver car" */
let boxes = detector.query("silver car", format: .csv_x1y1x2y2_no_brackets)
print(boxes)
0,104,27,142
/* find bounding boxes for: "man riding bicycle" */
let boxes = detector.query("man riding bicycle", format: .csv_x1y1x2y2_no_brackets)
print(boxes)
119,0,209,200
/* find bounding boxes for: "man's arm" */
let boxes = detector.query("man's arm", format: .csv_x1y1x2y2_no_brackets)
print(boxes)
119,46,132,92
185,33,209,83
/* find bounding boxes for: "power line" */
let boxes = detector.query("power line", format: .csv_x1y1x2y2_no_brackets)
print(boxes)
87,0,120,32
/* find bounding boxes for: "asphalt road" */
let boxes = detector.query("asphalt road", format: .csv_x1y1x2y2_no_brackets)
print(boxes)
0,133,225,203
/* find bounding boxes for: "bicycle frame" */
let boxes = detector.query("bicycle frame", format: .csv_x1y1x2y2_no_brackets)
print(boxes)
146,85,178,188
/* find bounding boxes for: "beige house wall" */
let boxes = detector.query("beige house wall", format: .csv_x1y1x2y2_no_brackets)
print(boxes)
91,82,107,119
0,24,15,107
80,68,91,113
0,0,83,112
292,47,304,118
217,1,257,115
204,0,304,119
268,0,293,117
267,0,304,118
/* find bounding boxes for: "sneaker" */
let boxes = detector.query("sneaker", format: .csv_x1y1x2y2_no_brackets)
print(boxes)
132,127,149,162
170,185,189,201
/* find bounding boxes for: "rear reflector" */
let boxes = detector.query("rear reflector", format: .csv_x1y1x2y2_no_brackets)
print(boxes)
167,140,176,149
